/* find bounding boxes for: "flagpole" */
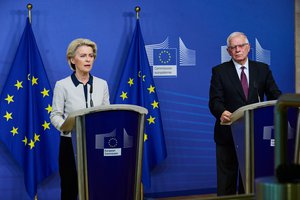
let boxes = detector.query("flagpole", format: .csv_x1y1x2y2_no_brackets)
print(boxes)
27,4,38,200
27,3,32,24
135,6,140,20
134,6,143,200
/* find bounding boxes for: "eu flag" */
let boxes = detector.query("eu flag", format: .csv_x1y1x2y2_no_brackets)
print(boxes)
0,18,59,198
114,20,167,187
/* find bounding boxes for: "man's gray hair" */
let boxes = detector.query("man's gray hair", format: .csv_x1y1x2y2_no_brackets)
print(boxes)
226,32,249,47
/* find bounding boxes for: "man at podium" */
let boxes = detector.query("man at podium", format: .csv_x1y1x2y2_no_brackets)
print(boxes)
208,32,281,196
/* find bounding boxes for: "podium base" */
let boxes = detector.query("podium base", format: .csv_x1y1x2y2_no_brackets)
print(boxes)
256,176,300,200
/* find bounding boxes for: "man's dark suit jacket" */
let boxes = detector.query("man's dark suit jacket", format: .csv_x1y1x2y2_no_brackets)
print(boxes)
209,59,281,145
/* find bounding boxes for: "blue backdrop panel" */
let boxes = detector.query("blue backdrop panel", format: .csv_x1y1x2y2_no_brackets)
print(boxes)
0,0,295,198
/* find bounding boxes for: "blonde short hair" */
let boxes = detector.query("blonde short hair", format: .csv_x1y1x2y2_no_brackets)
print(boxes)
66,38,97,70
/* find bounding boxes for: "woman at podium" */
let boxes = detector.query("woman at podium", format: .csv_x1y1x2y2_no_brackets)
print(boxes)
50,38,110,200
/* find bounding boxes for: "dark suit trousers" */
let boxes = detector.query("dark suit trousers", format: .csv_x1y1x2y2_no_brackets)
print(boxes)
216,143,244,196
59,136,78,200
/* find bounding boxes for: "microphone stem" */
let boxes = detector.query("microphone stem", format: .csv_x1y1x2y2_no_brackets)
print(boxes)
90,84,94,107
90,93,94,107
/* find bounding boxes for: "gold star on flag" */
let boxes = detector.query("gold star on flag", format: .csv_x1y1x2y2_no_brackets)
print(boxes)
3,111,13,121
147,85,155,94
41,88,50,97
120,91,128,101
151,100,159,109
144,133,148,142
34,133,40,142
45,104,52,114
138,71,146,81
5,94,14,104
22,136,28,145
10,127,18,136
31,76,38,86
128,78,134,87
14,80,23,90
29,139,35,149
147,115,156,125
42,121,50,130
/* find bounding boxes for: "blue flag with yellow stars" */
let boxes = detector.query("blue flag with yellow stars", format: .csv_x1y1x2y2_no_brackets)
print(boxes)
114,19,167,187
0,18,59,198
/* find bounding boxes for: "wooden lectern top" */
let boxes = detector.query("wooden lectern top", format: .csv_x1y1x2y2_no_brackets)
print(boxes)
221,100,277,125
60,104,148,132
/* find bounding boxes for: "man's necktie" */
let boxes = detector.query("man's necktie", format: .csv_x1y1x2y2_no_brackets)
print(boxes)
240,66,248,99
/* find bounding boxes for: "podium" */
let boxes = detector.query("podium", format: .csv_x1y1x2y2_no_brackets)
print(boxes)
222,100,296,194
255,94,300,200
61,104,148,200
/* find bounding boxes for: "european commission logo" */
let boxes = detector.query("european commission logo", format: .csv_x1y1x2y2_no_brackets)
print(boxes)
145,37,196,77
221,38,271,65
95,128,133,156
153,49,177,77
263,122,294,147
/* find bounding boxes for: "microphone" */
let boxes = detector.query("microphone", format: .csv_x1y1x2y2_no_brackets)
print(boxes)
254,81,261,102
276,163,300,183
89,84,94,107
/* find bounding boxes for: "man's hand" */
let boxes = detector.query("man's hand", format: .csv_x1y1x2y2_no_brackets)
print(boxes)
220,110,232,123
